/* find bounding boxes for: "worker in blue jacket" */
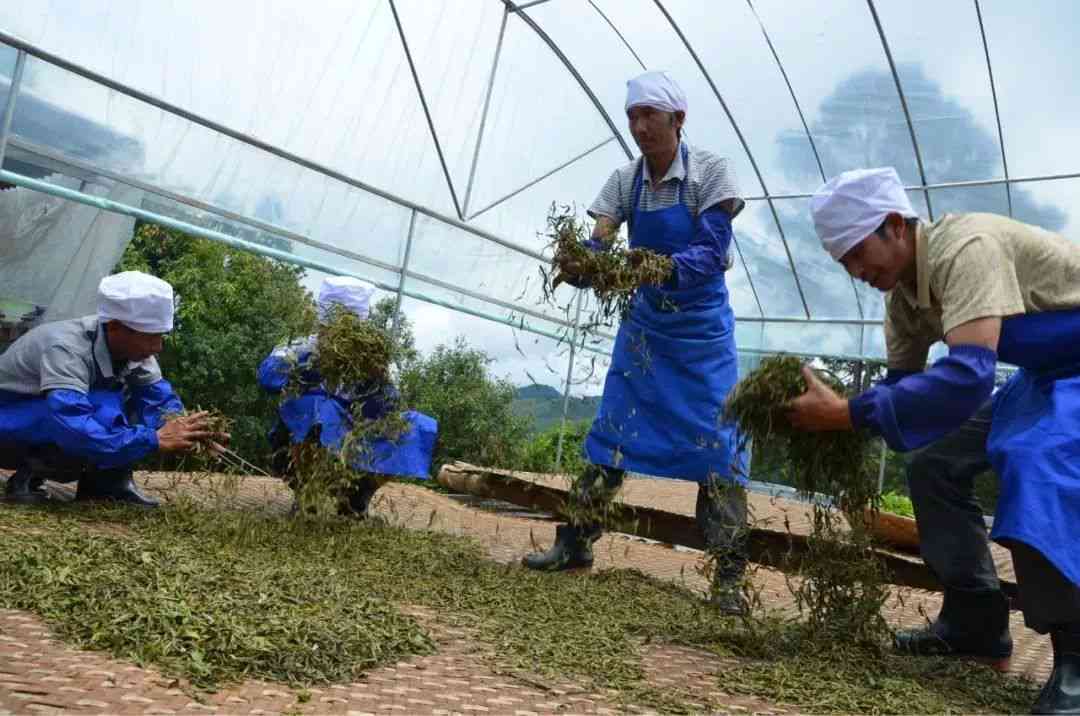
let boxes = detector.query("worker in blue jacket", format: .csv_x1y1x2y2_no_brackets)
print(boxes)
258,276,437,517
521,71,750,615
0,271,222,507
788,167,1080,715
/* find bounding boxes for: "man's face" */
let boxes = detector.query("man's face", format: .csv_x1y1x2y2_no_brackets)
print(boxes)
838,218,909,292
106,322,165,362
627,106,682,157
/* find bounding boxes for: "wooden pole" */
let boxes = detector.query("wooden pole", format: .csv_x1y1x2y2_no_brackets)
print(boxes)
437,462,1018,603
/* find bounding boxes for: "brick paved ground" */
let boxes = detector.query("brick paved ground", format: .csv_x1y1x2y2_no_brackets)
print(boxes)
0,470,1051,715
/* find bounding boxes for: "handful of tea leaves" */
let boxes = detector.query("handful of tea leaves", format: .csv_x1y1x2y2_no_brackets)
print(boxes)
314,304,394,393
724,355,888,647
541,205,672,326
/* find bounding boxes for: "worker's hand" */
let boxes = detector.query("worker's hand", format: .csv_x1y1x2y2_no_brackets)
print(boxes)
551,255,592,290
156,411,226,453
552,270,592,290
786,365,853,432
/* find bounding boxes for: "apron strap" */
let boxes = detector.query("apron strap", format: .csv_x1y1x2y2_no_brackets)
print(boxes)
628,143,691,240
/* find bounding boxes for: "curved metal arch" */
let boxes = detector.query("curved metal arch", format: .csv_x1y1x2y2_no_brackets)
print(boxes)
503,0,633,161
974,0,1014,217
746,0,865,321
653,0,811,319
389,0,464,220
463,4,510,218
867,0,935,221
588,0,648,71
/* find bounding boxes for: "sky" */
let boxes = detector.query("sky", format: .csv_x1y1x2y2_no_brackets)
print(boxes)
2,0,1079,395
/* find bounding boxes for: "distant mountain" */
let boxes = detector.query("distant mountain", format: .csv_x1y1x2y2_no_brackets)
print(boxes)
512,384,601,434
514,384,562,401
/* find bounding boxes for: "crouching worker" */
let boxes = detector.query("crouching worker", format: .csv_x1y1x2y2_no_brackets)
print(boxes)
0,271,224,507
258,276,437,518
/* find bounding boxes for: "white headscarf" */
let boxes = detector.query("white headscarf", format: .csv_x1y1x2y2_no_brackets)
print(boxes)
625,71,688,115
810,167,918,261
317,276,374,321
97,271,175,333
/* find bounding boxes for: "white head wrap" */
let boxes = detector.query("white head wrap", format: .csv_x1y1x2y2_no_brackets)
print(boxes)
810,167,919,262
97,271,175,333
625,71,688,115
318,276,374,321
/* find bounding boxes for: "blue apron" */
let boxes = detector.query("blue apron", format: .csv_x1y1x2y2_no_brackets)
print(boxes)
987,366,1080,586
278,392,437,480
584,146,746,484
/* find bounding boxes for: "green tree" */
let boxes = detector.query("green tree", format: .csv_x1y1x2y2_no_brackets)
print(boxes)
520,419,590,476
367,296,418,370
116,222,316,468
398,337,532,474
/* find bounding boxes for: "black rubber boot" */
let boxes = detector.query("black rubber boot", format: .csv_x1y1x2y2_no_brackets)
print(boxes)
893,588,1013,669
76,469,159,508
339,479,379,519
1032,628,1080,714
3,467,49,505
522,524,599,571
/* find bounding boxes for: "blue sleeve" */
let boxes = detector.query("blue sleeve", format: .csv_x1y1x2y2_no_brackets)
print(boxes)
258,354,291,394
666,207,733,290
848,344,996,452
880,369,917,387
45,389,159,469
127,379,184,430
999,308,1080,372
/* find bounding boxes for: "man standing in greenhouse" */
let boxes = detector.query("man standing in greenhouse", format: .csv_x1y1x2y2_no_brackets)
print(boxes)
787,166,1080,714
0,271,223,507
258,276,437,518
521,71,751,616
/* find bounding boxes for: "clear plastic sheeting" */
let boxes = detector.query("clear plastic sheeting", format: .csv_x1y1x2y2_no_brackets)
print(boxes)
0,174,139,324
0,0,1078,382
0,42,14,121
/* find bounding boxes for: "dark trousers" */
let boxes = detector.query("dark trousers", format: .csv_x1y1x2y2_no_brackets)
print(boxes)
908,400,1080,632
0,441,91,482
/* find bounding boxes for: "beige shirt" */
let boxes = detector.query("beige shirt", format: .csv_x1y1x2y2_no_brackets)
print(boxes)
885,213,1080,371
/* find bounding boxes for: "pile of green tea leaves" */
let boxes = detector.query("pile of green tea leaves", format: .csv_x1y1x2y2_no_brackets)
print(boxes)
314,304,394,391
0,500,1036,713
725,355,889,646
277,305,410,516
540,204,672,329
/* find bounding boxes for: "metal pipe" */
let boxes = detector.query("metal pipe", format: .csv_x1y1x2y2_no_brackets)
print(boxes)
555,290,585,471
867,0,934,220
744,0,864,319
405,267,575,331
743,169,1080,202
974,0,1013,217
506,1,634,160
466,137,615,221
463,5,509,217
652,0,811,319
388,0,464,220
392,210,417,341
0,30,548,263
7,137,404,276
588,0,648,70
0,168,606,355
0,49,27,168
509,0,554,11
